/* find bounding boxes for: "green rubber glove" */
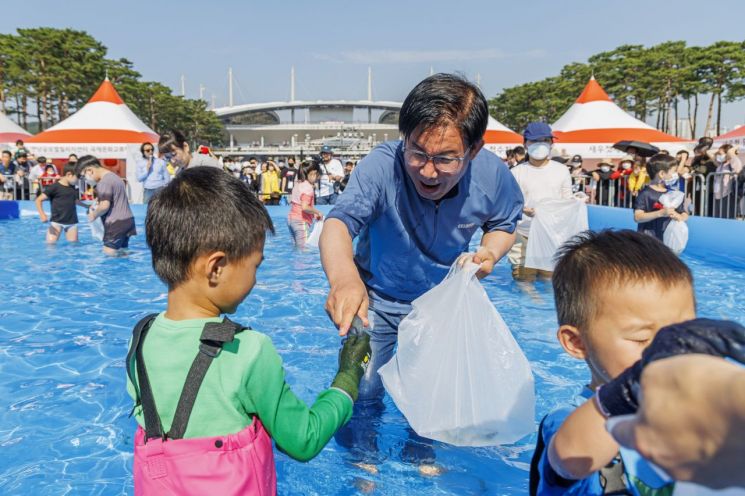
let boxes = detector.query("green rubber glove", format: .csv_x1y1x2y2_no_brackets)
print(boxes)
331,332,371,402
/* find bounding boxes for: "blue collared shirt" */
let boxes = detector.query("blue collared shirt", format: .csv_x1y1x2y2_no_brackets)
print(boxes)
136,156,170,189
327,140,523,302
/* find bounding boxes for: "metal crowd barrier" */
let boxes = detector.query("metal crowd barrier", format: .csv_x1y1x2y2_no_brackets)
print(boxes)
573,171,743,219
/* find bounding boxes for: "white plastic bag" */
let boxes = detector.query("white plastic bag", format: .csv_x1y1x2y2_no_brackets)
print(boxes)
378,260,535,446
659,190,688,254
305,219,323,248
89,202,104,242
663,220,688,255
524,199,589,272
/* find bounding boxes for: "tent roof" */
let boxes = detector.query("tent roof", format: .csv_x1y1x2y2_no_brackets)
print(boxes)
484,116,522,144
0,110,31,143
27,79,158,144
714,124,745,141
552,77,686,144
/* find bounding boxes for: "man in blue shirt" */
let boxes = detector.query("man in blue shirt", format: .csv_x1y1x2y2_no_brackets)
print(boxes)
136,142,170,203
320,73,524,466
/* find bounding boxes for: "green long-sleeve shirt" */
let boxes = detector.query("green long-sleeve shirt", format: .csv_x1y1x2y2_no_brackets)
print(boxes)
126,313,353,462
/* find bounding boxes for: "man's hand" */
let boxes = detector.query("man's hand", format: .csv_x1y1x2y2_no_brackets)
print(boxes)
39,212,48,223
325,274,369,336
456,246,498,279
523,207,535,217
610,355,745,489
87,210,97,222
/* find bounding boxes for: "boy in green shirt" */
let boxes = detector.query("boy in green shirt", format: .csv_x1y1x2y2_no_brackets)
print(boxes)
126,167,370,492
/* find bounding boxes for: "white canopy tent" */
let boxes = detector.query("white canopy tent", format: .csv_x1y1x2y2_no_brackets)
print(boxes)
483,116,523,156
551,77,691,158
26,78,159,203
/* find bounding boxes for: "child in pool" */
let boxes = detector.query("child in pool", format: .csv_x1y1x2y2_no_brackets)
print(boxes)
287,161,324,248
34,162,88,244
530,229,696,495
634,153,688,242
126,167,371,495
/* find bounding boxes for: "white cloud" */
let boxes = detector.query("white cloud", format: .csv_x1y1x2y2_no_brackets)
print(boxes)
312,48,546,64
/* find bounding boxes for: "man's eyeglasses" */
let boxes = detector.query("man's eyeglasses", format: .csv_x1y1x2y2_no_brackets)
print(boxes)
403,144,470,173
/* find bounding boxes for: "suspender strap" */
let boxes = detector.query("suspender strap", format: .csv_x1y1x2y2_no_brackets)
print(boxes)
135,317,166,440
165,318,244,440
126,314,158,415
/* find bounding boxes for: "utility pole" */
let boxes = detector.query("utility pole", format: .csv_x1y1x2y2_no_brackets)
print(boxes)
290,66,296,102
199,84,205,101
476,73,481,88
228,67,234,107
180,75,185,96
367,66,373,101
211,94,216,110
429,66,434,76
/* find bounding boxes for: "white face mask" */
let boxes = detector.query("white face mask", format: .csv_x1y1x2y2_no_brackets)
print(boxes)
84,173,97,186
621,162,631,170
600,165,610,173
716,154,726,163
527,142,551,161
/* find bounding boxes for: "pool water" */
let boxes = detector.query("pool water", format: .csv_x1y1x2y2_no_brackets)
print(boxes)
1,207,744,495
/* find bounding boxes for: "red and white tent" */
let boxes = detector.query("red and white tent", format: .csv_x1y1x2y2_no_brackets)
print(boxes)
483,116,522,156
714,125,745,149
0,110,31,144
551,77,690,158
26,78,158,203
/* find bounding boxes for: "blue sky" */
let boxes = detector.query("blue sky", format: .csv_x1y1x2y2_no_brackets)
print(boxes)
7,0,745,130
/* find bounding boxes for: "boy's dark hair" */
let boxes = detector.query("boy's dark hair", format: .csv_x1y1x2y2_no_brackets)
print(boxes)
399,73,488,149
513,145,526,156
646,153,677,180
146,167,275,288
552,230,693,330
75,155,102,176
63,163,77,176
158,129,188,155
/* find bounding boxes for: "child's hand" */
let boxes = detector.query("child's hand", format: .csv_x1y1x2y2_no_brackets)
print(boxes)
663,207,676,218
331,333,371,402
315,211,324,221
669,211,684,222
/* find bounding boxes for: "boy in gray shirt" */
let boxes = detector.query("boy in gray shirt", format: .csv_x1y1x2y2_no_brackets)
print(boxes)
77,155,136,255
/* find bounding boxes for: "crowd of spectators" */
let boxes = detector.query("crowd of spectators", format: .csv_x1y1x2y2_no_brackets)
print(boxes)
499,136,745,219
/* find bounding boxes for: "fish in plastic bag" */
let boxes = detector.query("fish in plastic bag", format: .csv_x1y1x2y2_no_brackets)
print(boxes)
378,259,535,446
524,198,589,272
305,220,323,248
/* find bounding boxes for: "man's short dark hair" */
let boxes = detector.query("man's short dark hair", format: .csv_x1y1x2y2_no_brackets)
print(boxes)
399,73,488,149
513,146,526,156
75,155,102,176
552,230,694,331
146,167,275,289
158,129,188,155
646,153,677,180
2,150,12,158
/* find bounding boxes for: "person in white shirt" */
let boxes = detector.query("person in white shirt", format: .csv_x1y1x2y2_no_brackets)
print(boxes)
28,156,49,196
315,145,344,205
509,122,573,280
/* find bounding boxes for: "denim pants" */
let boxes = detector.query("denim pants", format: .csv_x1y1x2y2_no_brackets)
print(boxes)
334,290,435,464
315,193,338,205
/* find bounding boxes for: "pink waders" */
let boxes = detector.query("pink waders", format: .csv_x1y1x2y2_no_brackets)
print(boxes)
127,315,277,495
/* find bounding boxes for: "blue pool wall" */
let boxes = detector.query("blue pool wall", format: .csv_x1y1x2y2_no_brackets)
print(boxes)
11,200,745,267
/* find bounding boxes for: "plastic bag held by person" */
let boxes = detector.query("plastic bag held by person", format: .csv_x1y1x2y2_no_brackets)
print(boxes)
305,220,324,248
659,191,688,255
525,199,589,272
89,202,104,242
378,259,535,446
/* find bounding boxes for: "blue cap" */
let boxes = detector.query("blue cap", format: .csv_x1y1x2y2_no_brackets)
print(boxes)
320,145,333,153
523,122,555,141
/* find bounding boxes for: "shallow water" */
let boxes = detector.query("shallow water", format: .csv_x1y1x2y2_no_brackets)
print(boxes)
0,209,743,495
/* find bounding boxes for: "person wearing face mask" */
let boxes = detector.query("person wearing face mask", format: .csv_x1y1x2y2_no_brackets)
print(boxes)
509,122,573,280
712,144,743,219
634,153,688,241
610,158,635,208
136,142,170,203
76,155,136,256
590,160,616,205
